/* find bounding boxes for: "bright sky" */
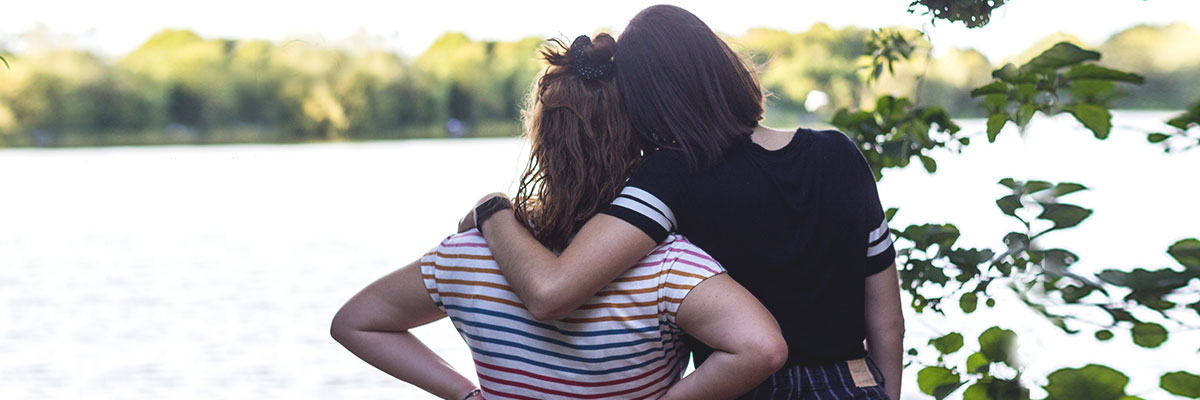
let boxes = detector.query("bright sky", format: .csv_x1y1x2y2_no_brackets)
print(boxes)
3,0,1198,62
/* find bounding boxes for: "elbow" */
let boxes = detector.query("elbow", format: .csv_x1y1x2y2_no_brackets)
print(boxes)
743,333,789,374
527,307,566,322
330,303,360,345
524,292,572,321
330,308,350,344
522,283,575,321
761,336,790,372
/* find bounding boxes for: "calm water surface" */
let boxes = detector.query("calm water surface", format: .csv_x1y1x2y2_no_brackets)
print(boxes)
1,112,1196,399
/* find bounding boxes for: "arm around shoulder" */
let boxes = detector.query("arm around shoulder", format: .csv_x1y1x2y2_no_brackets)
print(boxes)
480,210,657,320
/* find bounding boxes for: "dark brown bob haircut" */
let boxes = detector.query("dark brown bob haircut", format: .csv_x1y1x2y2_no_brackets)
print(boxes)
513,33,642,251
617,4,765,170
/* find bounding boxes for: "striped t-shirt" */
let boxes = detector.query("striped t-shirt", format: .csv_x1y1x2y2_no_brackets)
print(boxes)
420,230,726,400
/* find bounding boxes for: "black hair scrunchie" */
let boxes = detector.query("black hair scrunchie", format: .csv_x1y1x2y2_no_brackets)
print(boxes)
568,35,613,81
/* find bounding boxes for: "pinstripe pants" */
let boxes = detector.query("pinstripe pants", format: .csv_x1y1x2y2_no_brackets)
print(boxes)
738,358,889,400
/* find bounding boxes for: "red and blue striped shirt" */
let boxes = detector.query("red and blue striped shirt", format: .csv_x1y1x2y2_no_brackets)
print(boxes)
421,230,725,399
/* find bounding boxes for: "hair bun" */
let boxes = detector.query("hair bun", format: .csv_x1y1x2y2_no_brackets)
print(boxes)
568,35,615,81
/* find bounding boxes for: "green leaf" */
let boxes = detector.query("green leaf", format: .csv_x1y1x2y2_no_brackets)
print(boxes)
965,377,1030,400
967,352,991,374
1023,180,1052,194
987,114,1007,142
1023,42,1101,72
949,248,994,282
1015,104,1036,127
1070,79,1116,99
1064,104,1113,139
1168,238,1200,272
972,81,1010,97
1065,64,1146,84
999,178,1017,189
992,63,1023,83
900,224,961,253
1101,306,1139,324
1037,203,1092,230
963,382,989,400
1052,182,1088,197
918,366,962,397
0,55,9,70
920,154,938,173
985,93,1009,111
884,207,899,221
931,332,965,354
996,194,1021,217
1044,364,1129,400
1131,322,1168,348
1148,133,1170,143
978,327,1018,364
961,292,979,314
1094,330,1113,341
1061,284,1095,303
1161,371,1200,398
1014,83,1037,101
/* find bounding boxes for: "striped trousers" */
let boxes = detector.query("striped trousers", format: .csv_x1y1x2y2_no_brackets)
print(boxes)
738,358,889,400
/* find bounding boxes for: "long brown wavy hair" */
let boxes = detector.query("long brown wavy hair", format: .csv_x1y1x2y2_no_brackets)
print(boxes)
513,33,642,251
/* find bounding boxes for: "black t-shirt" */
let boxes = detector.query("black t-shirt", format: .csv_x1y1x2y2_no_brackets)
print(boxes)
601,128,896,367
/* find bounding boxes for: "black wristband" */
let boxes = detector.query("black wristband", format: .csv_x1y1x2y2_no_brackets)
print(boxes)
461,388,482,400
474,196,513,229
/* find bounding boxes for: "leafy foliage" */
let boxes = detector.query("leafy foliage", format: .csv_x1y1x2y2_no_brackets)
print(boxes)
884,177,1199,399
863,28,920,82
1148,100,1200,153
970,42,1145,141
918,366,964,399
1161,371,1200,398
909,0,1008,28
1043,365,1135,400
832,95,962,180
843,7,1198,400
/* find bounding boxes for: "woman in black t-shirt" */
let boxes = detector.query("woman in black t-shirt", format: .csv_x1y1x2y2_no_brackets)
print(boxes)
466,5,904,400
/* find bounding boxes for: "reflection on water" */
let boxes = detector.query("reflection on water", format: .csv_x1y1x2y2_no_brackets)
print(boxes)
1,113,1197,399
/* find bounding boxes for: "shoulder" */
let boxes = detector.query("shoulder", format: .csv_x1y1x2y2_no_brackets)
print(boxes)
803,128,859,153
426,229,495,263
638,148,689,172
658,235,725,278
798,128,869,169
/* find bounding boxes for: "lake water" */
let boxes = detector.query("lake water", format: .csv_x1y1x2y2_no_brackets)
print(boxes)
1,112,1197,399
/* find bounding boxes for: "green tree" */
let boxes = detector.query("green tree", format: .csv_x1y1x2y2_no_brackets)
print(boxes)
835,3,1200,399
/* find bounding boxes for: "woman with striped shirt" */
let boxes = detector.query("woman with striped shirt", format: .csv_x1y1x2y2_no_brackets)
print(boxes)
467,6,905,400
331,33,787,400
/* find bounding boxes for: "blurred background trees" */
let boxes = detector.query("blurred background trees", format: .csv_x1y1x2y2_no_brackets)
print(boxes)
0,22,1197,147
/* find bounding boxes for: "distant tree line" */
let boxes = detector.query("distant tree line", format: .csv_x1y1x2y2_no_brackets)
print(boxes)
0,23,1197,147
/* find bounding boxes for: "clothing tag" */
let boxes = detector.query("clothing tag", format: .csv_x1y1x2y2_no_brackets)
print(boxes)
847,358,878,388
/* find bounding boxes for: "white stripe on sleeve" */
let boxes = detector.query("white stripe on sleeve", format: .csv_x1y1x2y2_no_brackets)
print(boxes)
869,218,889,243
612,197,673,232
867,235,893,257
621,187,677,229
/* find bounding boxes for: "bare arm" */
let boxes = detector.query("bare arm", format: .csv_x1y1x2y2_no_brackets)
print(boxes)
479,209,657,320
864,263,904,400
661,274,788,400
330,260,479,400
